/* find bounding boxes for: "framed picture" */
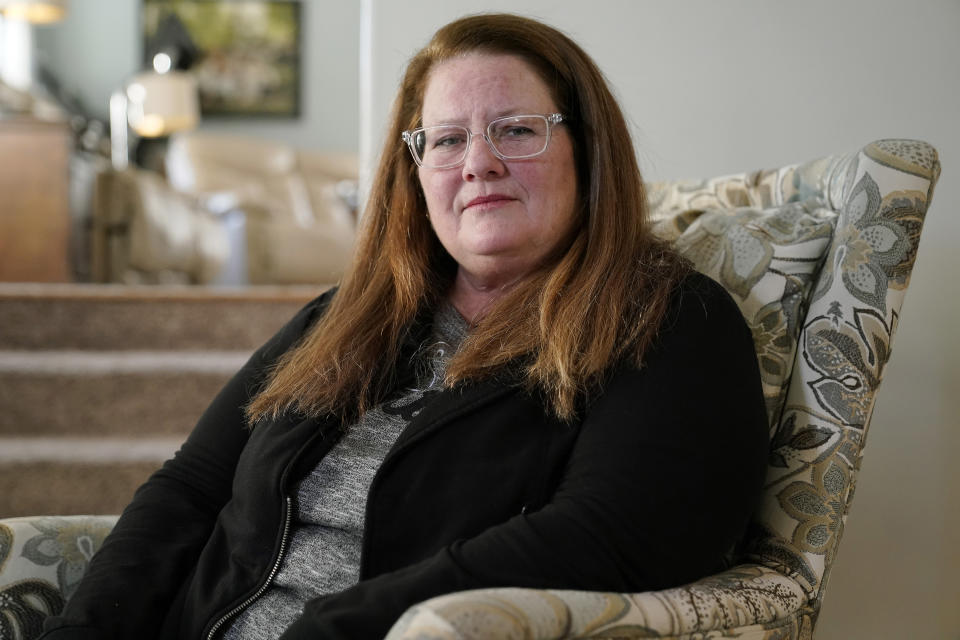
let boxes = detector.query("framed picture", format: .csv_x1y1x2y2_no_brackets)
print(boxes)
141,0,301,118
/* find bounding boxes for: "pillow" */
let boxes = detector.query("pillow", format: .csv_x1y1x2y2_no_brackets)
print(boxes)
654,200,836,428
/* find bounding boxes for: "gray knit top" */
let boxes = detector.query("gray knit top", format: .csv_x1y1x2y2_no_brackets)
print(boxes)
222,303,469,639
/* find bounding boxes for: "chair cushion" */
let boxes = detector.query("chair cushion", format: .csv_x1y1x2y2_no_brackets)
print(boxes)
653,200,836,428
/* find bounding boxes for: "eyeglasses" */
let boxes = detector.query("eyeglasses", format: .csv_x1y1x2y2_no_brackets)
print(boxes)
402,113,565,169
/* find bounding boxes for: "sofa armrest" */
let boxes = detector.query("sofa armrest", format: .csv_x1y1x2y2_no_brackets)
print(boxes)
0,515,118,640
91,168,233,284
385,564,814,640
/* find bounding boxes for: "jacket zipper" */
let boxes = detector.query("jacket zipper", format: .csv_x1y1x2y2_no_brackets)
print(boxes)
205,495,293,640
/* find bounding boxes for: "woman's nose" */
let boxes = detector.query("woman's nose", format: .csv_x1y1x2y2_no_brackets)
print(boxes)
461,134,505,180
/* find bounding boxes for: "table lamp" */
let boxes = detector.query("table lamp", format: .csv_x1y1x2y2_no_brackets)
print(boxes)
0,0,65,23
110,50,199,170
0,0,66,91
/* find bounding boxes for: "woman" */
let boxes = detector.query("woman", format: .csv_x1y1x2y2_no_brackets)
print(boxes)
43,13,768,640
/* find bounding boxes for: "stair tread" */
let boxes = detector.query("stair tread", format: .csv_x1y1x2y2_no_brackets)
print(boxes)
0,371,230,436
0,349,251,374
0,285,326,350
0,436,181,463
0,282,323,302
0,462,163,517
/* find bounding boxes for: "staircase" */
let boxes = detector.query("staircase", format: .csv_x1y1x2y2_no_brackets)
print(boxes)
0,283,324,518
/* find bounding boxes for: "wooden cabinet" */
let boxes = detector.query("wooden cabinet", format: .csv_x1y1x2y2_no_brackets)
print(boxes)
0,116,71,282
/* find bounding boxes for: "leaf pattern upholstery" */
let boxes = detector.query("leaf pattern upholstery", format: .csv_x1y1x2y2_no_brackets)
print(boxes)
0,517,117,640
0,139,940,640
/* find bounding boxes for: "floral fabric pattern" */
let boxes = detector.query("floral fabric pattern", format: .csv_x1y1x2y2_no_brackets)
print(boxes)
801,308,894,428
0,140,940,640
0,516,118,640
811,174,921,313
19,518,111,602
388,565,813,640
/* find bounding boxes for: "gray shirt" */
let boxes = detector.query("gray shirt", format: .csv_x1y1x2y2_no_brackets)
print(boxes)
222,303,468,639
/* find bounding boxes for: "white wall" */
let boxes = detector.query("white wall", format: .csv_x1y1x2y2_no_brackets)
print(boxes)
363,1,959,638
32,0,360,152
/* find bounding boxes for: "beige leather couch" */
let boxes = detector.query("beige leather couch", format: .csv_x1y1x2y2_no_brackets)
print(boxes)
91,132,357,285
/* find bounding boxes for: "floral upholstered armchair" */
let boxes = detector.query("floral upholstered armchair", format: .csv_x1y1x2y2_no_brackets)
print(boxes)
0,140,940,640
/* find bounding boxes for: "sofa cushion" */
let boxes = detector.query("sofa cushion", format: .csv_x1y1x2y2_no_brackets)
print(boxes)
653,200,836,428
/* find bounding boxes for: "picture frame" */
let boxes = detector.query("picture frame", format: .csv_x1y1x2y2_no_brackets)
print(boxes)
141,0,301,118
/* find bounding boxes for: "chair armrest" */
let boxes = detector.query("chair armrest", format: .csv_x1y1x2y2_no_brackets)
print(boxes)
0,515,118,637
385,564,814,640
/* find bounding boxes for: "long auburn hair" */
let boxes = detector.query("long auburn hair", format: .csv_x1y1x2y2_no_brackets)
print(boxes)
247,13,688,424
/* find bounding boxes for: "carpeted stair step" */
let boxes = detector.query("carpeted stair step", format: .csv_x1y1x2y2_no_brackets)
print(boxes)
0,438,180,517
0,283,328,518
0,283,319,351
0,461,164,517
0,350,248,437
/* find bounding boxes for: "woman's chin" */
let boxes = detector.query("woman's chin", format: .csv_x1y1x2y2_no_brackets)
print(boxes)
459,241,528,265
457,227,534,256
456,251,539,286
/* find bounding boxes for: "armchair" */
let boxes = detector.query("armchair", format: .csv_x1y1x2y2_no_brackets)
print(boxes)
385,139,941,639
0,139,940,640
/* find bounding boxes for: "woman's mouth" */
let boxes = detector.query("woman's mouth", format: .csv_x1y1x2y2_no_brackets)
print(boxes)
464,195,515,211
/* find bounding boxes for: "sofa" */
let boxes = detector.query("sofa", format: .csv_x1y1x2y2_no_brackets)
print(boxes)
0,139,940,640
90,131,358,286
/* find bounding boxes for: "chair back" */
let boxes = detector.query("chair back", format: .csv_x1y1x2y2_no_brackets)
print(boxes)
649,139,940,604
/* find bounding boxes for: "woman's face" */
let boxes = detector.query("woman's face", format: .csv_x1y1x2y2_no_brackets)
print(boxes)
418,53,579,289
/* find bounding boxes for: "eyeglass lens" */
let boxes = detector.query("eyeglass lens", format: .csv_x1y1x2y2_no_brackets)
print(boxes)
413,115,551,167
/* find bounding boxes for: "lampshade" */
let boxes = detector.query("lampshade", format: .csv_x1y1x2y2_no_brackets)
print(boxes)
0,0,67,24
125,70,200,138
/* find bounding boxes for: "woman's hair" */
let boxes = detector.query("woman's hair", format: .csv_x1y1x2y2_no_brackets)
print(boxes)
247,13,688,424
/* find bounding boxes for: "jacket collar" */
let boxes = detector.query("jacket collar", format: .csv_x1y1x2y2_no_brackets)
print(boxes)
390,374,522,452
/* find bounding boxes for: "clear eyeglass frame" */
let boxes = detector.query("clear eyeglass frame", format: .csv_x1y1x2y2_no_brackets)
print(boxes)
401,113,565,169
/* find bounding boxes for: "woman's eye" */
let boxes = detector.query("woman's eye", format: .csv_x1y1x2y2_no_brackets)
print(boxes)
433,134,466,148
503,126,534,137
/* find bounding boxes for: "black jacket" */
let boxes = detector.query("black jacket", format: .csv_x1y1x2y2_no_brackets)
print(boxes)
42,273,768,640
